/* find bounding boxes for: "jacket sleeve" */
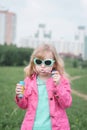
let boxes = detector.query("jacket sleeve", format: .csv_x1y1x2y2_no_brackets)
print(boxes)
15,77,31,109
53,76,72,109
15,95,28,109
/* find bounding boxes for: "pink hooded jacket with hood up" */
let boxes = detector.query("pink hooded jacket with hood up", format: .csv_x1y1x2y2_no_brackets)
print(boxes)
15,74,72,130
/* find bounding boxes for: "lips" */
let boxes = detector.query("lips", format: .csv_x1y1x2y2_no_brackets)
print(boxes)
40,70,51,73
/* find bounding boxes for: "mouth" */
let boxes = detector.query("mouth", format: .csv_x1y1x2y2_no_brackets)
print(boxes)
40,70,51,73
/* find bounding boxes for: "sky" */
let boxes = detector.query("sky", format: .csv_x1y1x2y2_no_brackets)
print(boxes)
0,0,87,43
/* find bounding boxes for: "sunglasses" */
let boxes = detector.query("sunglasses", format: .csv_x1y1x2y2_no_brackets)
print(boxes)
34,58,55,66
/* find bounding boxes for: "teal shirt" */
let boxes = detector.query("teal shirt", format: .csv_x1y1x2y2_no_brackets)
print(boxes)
33,77,52,130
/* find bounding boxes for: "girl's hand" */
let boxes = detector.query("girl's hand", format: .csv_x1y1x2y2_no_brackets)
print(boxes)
52,71,60,86
15,84,22,96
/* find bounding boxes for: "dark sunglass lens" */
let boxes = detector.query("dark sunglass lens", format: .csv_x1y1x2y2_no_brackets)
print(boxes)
36,59,42,65
45,60,52,65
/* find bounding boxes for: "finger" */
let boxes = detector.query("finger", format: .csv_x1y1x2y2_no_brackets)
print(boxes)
15,86,22,93
16,91,21,95
53,75,60,80
53,75,60,84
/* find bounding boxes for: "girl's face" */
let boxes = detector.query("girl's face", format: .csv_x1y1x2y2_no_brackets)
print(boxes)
34,51,55,77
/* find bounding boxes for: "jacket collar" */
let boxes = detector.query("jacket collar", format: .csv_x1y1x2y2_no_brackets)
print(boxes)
30,74,55,93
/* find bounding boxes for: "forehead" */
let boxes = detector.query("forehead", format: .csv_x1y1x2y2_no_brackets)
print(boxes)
35,50,54,59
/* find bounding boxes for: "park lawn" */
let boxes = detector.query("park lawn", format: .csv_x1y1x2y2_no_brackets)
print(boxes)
67,94,87,130
0,66,87,130
67,67,87,94
66,67,87,77
0,67,25,130
71,76,87,95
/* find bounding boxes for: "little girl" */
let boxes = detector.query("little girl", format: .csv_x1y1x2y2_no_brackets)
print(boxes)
15,43,72,130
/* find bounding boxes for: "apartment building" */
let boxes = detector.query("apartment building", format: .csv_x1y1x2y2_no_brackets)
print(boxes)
0,10,16,45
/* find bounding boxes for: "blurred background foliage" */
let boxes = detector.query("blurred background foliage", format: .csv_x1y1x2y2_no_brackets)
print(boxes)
0,44,87,68
0,45,33,66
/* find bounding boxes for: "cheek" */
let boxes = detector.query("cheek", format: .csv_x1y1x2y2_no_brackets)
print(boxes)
34,65,40,72
46,66,53,71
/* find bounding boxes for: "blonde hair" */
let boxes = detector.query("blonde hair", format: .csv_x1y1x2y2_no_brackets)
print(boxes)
24,43,69,79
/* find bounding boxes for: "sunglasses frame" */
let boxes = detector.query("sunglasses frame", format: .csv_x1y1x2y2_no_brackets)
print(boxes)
34,58,55,66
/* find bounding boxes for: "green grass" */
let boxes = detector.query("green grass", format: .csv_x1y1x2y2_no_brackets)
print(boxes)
66,67,87,130
0,67,25,130
0,66,87,130
67,67,87,94
66,67,87,77
71,76,87,94
67,95,87,130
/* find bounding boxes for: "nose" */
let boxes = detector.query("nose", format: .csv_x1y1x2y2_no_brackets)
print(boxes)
41,63,45,67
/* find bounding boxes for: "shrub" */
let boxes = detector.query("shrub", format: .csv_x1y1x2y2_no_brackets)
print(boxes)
81,60,87,68
0,45,33,66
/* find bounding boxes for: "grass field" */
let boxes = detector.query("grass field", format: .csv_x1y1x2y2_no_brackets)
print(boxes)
0,66,87,130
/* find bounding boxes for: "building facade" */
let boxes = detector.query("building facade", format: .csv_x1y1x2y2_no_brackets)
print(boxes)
19,24,87,60
0,10,16,45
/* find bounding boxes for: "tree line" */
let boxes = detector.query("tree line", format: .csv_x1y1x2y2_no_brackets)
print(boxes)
0,45,33,66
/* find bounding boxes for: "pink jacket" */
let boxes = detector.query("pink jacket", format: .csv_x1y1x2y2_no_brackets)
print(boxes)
15,74,72,130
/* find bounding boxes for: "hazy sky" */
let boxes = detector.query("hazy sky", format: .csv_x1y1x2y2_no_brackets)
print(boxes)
0,0,87,43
